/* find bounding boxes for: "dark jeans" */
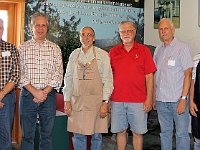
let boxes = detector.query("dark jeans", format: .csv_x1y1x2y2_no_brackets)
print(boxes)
0,90,16,150
20,88,56,150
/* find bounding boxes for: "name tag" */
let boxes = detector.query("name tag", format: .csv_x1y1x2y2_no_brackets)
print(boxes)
168,60,175,66
2,51,11,57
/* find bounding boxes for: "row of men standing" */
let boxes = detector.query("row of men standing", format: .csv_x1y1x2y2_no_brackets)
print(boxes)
63,18,194,150
0,11,199,150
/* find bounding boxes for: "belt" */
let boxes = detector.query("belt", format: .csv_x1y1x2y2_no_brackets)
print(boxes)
22,87,56,94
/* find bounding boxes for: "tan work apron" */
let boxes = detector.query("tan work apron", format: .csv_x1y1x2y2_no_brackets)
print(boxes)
67,48,109,135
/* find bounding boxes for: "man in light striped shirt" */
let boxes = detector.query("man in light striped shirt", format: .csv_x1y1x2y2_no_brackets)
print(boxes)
153,18,193,150
18,12,63,150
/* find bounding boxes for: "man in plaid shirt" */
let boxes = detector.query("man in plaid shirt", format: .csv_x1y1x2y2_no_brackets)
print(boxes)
0,18,20,150
18,12,63,150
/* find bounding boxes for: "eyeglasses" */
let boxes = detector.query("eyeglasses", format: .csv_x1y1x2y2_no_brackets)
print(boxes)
80,33,94,37
34,24,47,29
119,29,135,34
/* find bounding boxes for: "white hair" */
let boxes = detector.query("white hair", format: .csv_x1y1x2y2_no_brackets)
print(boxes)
158,18,174,29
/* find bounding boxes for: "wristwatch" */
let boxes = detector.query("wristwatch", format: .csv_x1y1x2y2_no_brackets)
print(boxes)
180,96,187,100
102,100,109,103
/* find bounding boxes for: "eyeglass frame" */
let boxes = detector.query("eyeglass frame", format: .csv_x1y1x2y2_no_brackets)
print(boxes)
119,29,136,34
79,33,95,37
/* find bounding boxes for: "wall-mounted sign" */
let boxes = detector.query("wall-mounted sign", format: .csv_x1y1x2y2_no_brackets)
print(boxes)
25,0,144,68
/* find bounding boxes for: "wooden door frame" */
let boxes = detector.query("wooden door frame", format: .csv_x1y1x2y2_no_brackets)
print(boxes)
0,0,25,47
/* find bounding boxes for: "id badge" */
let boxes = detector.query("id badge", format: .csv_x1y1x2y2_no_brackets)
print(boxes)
168,60,175,66
2,51,11,57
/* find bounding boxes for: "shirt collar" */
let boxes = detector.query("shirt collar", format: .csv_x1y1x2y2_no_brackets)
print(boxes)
31,37,47,45
120,41,139,51
80,46,94,54
79,46,95,65
161,37,177,48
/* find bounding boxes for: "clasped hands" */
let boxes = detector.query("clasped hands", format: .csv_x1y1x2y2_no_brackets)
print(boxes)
64,101,109,118
33,89,48,103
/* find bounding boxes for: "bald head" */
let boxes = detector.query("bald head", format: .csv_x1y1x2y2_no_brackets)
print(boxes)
80,26,95,36
158,18,174,29
158,18,175,45
79,26,96,51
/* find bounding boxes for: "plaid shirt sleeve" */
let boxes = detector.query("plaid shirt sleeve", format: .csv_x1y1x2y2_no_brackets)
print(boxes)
49,45,63,90
9,45,20,84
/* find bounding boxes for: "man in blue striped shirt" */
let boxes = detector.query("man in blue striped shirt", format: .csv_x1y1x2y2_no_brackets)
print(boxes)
153,18,193,150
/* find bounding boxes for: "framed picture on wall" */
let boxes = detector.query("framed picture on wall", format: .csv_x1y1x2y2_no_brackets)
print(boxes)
154,0,180,28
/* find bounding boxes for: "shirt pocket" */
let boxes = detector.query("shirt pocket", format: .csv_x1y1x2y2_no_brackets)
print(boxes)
167,58,181,71
43,59,53,73
134,56,145,73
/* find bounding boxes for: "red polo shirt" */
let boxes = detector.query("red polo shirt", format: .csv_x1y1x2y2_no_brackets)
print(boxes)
109,42,156,103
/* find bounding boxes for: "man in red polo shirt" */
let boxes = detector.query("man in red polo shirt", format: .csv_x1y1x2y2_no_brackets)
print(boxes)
109,21,156,150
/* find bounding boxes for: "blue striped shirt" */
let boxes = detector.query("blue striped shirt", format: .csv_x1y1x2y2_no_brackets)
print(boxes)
153,38,193,102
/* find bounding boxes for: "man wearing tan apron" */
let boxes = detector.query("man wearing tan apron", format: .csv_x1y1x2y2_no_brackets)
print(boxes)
63,26,113,150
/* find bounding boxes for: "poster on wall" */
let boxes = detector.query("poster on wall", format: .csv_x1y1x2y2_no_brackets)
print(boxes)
24,0,144,68
154,0,180,28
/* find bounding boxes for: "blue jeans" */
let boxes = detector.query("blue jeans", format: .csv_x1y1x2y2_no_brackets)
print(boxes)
194,137,200,150
20,88,56,150
156,101,190,150
0,90,16,150
72,133,102,150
